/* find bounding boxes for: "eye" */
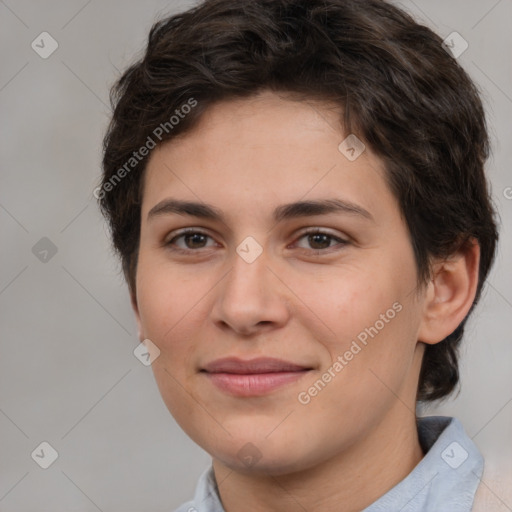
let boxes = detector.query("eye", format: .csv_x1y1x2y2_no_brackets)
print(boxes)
165,229,218,252
293,228,348,252
164,227,347,255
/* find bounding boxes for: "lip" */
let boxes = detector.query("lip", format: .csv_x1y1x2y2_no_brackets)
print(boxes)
201,357,312,397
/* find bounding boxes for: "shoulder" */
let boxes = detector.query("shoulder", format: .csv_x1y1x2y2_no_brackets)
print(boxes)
472,460,512,512
173,503,196,512
172,465,224,512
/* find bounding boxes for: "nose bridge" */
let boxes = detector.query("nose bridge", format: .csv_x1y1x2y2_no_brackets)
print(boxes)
212,242,289,333
225,243,271,302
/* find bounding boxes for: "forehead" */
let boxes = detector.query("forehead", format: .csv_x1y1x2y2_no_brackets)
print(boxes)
166,91,345,157
141,91,396,223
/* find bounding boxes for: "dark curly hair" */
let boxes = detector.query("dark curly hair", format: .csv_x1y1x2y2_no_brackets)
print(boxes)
99,0,499,402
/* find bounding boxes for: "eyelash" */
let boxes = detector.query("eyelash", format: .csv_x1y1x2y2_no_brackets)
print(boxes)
164,227,348,255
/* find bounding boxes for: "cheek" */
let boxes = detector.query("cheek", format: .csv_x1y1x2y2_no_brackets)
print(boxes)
135,262,210,431
292,257,420,400
289,260,407,350
137,251,199,330
295,305,418,447
135,257,207,372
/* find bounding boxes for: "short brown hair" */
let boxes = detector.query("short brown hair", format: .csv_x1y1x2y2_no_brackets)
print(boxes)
99,0,498,402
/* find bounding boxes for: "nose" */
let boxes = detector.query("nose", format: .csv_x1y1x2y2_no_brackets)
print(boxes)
210,246,290,336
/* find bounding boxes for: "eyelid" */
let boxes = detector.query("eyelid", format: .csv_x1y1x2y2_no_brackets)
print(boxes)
164,226,210,242
294,226,348,240
291,227,349,250
164,227,219,251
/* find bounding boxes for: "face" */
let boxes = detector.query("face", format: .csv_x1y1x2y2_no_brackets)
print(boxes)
134,91,427,475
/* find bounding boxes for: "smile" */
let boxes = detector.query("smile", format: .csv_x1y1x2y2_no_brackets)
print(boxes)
200,357,313,397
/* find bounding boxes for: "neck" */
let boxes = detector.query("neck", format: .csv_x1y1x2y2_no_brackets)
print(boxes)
213,405,424,512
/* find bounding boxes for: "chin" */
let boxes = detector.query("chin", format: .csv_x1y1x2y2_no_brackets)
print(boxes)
218,450,312,476
207,431,320,477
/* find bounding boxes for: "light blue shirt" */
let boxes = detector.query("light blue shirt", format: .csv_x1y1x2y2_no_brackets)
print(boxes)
174,416,483,512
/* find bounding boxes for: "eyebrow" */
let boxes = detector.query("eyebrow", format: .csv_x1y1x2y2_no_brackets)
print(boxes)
147,198,374,223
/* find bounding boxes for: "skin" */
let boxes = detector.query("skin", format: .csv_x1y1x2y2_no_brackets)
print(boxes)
132,90,480,511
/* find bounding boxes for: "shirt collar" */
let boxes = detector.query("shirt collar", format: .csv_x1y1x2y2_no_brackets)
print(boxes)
363,416,483,511
177,416,483,512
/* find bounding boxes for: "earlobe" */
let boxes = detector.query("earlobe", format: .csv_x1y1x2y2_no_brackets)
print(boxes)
418,239,480,345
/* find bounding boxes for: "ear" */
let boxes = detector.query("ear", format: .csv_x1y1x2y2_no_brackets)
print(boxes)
418,239,480,345
130,287,145,342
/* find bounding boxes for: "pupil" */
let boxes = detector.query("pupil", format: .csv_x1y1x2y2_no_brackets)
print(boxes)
186,233,206,248
309,234,330,249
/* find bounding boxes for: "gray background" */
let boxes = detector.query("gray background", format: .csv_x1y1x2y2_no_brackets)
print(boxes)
1,0,511,510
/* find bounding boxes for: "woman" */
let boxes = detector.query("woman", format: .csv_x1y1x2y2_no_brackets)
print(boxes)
98,0,499,509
